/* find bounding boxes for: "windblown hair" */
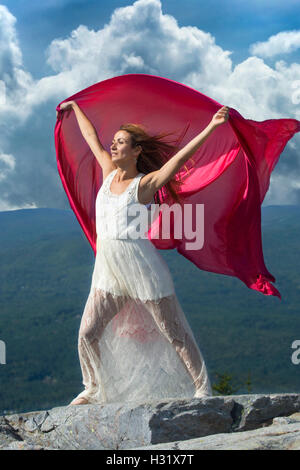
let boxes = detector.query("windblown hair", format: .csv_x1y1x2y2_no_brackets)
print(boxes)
119,123,190,206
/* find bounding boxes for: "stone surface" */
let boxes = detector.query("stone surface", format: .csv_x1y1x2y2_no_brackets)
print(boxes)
131,412,300,450
231,394,300,432
1,394,300,450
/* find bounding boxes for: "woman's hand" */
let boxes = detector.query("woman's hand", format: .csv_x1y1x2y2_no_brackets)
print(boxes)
56,100,75,119
210,105,230,128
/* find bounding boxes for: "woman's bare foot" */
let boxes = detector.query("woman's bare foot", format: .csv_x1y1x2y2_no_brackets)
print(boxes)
69,397,89,405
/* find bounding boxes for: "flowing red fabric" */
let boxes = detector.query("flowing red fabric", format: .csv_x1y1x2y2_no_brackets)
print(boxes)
54,74,300,300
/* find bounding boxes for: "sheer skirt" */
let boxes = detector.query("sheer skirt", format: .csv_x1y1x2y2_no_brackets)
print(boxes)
72,287,212,404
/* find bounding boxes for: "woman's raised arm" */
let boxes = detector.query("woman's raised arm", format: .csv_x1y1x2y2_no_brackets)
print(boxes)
141,106,230,195
57,101,116,174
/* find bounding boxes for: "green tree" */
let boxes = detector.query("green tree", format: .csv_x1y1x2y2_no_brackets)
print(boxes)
212,371,239,395
244,371,252,393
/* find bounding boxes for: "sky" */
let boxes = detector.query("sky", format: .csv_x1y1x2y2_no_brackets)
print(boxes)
0,0,299,211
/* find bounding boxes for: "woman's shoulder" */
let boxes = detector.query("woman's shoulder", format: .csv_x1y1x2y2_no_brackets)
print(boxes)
135,172,155,205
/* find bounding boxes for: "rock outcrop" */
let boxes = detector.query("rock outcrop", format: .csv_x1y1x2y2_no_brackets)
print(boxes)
1,393,300,450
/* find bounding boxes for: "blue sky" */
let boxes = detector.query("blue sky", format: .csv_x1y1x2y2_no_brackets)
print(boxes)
0,0,299,210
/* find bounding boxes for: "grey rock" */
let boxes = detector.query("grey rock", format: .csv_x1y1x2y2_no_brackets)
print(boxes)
273,412,300,425
0,416,23,448
1,441,54,451
230,393,300,431
1,394,300,450
0,397,233,450
131,413,300,450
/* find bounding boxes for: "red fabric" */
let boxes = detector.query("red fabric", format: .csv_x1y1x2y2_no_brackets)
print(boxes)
54,74,300,300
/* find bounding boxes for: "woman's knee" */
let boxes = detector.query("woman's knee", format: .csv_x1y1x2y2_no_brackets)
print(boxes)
79,316,105,344
79,290,128,343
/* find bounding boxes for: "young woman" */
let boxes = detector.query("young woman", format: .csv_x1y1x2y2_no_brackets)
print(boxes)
57,100,229,405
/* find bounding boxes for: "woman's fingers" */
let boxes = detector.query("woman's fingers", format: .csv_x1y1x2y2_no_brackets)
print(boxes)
220,106,229,114
212,105,230,126
56,102,72,120
218,106,229,119
60,101,73,111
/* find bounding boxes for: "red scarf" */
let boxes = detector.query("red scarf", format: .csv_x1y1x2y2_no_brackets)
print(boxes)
54,74,300,299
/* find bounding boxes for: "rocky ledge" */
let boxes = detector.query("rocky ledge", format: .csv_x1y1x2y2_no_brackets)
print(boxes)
1,393,300,450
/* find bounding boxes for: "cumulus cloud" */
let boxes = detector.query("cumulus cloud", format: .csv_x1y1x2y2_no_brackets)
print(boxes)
249,30,300,58
0,5,33,118
0,0,299,212
205,57,300,121
264,172,300,206
44,0,232,94
0,199,37,211
0,152,15,182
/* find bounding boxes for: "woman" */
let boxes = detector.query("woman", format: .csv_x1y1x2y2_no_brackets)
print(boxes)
57,99,229,405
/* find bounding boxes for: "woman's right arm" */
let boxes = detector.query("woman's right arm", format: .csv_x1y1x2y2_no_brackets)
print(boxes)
57,101,116,174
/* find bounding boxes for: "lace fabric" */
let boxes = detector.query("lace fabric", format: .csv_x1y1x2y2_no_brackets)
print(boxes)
91,237,176,301
71,168,212,404
74,287,212,404
95,169,154,241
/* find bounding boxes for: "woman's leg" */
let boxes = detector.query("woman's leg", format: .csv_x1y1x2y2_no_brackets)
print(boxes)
70,288,129,405
143,294,212,397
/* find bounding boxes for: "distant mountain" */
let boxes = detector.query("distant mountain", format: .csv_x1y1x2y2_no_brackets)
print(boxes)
0,206,299,415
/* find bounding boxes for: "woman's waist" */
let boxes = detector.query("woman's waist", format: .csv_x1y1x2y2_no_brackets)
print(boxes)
97,235,152,245
96,235,157,255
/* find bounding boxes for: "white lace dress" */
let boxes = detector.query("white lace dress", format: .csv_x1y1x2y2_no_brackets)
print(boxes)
72,169,212,404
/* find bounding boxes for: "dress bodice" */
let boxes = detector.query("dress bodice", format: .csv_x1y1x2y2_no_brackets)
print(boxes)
96,169,154,240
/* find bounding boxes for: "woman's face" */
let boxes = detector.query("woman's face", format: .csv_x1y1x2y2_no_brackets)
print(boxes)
110,130,137,162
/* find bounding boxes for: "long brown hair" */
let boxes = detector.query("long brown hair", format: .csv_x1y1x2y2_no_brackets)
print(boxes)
119,123,190,205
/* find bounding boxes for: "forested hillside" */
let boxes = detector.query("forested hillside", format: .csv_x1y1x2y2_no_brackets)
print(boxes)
0,206,299,414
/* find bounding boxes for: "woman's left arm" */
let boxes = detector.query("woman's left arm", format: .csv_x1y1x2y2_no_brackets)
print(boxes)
146,105,230,192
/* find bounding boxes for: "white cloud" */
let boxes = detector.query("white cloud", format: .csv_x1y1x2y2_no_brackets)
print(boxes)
0,152,15,182
264,173,300,206
249,30,300,58
0,5,34,119
43,0,232,98
0,0,299,211
2,0,299,122
41,0,300,122
0,200,37,211
202,56,300,121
